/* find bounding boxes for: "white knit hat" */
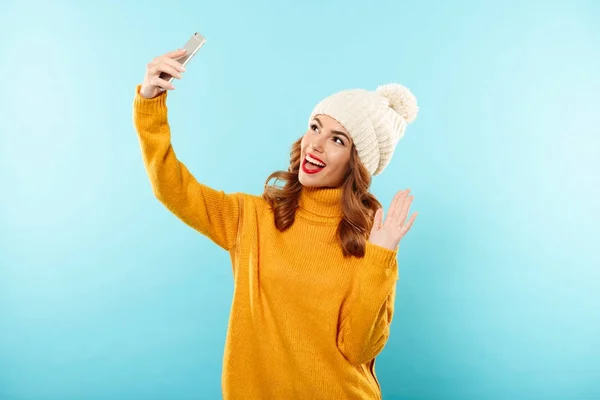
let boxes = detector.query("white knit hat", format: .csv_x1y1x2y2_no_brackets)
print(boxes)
309,83,419,176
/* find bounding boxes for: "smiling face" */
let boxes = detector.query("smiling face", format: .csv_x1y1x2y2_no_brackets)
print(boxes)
298,114,353,188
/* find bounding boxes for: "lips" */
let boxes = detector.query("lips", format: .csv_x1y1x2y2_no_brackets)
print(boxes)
302,153,327,175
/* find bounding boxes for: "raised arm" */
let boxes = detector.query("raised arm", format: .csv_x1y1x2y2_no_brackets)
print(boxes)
337,189,417,364
132,50,242,251
337,243,398,365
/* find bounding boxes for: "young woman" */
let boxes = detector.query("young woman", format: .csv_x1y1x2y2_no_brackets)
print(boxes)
133,48,419,399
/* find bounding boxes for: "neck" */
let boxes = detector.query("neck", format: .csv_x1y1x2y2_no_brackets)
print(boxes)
297,186,344,223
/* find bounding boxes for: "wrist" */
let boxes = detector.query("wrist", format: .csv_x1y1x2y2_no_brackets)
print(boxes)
366,241,398,261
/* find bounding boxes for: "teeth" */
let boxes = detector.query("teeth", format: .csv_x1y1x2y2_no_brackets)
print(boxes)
306,154,326,167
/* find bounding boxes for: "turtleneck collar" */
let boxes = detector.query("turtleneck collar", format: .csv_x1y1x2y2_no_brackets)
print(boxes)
297,186,344,223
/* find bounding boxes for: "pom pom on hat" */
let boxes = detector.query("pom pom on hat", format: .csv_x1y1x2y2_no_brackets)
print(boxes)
376,83,419,124
309,82,419,176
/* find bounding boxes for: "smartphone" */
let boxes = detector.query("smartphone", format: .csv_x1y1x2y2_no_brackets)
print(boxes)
159,32,206,85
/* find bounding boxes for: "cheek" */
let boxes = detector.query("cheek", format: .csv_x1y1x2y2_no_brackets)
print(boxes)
329,151,351,173
324,159,349,185
300,133,310,149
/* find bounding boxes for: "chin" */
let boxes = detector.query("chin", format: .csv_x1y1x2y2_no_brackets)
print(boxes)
299,173,327,188
298,173,317,187
299,174,338,188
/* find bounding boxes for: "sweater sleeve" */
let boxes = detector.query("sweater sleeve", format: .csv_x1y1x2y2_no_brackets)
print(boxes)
132,85,242,251
337,242,399,365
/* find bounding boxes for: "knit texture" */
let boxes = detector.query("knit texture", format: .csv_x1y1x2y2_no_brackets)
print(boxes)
309,83,419,176
133,85,400,399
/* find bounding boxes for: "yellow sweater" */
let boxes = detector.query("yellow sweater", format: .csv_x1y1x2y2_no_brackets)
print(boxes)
132,85,399,399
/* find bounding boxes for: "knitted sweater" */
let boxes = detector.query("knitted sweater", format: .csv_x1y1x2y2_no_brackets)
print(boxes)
132,85,399,399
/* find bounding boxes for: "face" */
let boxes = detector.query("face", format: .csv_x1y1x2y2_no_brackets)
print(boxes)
298,114,353,188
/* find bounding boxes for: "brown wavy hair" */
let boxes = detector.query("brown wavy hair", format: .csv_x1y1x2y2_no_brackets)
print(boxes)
262,137,382,258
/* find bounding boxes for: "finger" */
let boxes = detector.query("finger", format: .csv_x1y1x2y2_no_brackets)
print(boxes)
370,208,384,237
374,208,384,230
385,189,409,226
383,191,401,226
151,76,175,91
397,195,414,227
153,63,183,80
165,48,187,58
148,57,186,76
160,56,187,72
401,212,418,235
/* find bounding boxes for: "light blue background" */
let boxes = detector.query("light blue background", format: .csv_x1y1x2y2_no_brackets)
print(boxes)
1,0,599,399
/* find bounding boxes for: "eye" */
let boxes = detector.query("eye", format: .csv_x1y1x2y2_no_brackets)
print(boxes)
310,123,319,133
333,136,344,145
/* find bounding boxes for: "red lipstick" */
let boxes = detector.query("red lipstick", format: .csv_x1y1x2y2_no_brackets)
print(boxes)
302,153,327,175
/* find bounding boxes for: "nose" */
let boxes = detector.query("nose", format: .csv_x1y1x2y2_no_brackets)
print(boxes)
310,136,325,152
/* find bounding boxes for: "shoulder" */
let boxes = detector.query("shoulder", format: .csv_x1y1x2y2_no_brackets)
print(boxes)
236,191,273,216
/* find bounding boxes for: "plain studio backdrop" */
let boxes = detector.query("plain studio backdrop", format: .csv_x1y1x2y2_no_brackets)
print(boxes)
1,0,599,399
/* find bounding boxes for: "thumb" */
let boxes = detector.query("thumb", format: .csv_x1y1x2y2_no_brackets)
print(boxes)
166,48,187,58
371,208,384,234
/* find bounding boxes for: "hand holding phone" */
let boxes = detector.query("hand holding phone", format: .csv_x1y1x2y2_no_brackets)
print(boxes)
139,32,206,99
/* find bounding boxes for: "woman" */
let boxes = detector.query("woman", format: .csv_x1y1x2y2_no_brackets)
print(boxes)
133,48,419,399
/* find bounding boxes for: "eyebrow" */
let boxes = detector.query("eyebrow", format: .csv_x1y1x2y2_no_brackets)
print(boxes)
314,117,352,144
